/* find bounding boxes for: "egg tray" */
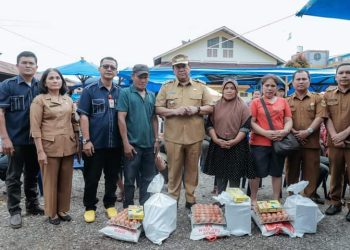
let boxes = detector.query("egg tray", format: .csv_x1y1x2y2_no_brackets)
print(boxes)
190,204,226,225
254,208,292,225
108,209,142,230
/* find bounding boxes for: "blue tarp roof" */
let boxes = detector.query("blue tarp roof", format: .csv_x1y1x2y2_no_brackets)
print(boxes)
56,59,100,77
118,67,336,93
296,0,350,20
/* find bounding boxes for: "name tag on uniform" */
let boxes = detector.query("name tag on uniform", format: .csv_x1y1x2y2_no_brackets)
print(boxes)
109,99,115,108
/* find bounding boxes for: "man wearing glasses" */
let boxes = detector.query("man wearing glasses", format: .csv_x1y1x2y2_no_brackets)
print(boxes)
117,64,158,208
77,57,122,223
156,54,214,209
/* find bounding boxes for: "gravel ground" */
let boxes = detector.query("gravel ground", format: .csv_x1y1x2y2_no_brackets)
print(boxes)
1,169,350,250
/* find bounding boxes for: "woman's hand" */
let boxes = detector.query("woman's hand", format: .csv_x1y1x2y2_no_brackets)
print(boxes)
213,138,228,148
37,151,48,167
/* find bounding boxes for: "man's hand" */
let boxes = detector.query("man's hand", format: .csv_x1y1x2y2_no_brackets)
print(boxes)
2,138,14,155
37,151,48,167
154,140,160,155
332,131,349,144
184,106,198,116
174,107,187,116
124,143,137,160
83,141,95,157
294,130,309,141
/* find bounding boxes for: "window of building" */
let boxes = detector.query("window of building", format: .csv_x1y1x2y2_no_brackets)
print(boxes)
222,37,234,58
207,37,219,57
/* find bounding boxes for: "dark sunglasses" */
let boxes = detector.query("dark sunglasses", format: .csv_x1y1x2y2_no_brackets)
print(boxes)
174,64,187,69
101,64,117,71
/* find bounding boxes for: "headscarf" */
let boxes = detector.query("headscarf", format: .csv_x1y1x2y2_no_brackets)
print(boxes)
210,77,251,140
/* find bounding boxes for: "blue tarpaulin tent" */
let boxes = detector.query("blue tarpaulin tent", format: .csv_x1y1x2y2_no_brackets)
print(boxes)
118,67,336,93
296,0,350,20
56,58,100,85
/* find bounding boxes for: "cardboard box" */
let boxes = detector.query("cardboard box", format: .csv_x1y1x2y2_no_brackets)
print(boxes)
128,205,144,220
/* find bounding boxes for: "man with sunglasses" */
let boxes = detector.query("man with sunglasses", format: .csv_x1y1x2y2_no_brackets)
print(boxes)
117,64,158,208
77,57,122,223
155,54,214,209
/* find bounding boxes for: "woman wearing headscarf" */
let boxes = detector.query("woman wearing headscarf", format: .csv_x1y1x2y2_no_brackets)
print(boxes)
203,77,255,194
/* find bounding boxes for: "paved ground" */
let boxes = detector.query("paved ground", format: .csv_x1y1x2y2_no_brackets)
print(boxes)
0,169,350,250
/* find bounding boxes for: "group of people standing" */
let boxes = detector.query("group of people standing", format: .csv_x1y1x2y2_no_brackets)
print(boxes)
0,50,350,229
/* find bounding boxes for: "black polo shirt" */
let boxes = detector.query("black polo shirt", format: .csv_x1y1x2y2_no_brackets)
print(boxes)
77,80,121,149
0,75,39,145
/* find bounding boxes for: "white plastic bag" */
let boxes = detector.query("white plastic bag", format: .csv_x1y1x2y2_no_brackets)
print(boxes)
284,181,324,236
143,174,177,245
252,211,296,237
99,225,141,243
190,224,230,240
214,192,251,236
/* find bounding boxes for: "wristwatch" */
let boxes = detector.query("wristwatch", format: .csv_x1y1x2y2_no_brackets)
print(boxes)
307,127,314,134
197,106,201,114
82,138,91,145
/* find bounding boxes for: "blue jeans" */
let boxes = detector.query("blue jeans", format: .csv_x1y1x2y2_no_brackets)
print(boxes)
123,146,156,208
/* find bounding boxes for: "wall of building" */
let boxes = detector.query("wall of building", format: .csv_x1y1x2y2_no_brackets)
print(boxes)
160,31,277,65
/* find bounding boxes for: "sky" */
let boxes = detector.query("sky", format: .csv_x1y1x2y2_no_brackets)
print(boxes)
0,0,349,71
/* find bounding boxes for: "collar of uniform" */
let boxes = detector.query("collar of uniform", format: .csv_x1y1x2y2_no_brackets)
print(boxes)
16,75,38,85
291,91,312,100
175,78,192,86
98,79,116,90
130,84,148,94
335,87,350,94
43,93,66,102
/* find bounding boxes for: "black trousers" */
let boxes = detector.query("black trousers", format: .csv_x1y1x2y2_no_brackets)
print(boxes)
83,148,122,210
217,177,241,194
6,145,40,215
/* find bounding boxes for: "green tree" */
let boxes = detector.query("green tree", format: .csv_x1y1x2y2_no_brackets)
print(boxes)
285,53,310,68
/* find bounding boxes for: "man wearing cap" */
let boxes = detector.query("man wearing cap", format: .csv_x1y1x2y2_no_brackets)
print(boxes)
117,64,158,208
0,51,44,228
324,63,350,220
77,57,122,223
155,54,214,209
285,70,327,200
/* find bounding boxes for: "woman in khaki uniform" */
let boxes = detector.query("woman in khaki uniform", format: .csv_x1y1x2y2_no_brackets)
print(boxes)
30,68,79,225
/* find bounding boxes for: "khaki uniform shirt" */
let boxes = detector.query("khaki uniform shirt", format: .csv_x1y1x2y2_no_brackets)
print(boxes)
155,79,214,144
324,88,350,148
287,92,327,149
30,94,79,157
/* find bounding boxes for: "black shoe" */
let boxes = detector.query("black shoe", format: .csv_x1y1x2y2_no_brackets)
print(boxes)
346,211,350,222
310,196,325,205
9,214,22,229
26,206,45,216
185,202,196,209
325,205,342,215
58,213,72,222
48,217,61,225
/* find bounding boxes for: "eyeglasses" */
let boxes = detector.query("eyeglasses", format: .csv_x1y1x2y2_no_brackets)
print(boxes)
174,64,187,69
101,64,117,71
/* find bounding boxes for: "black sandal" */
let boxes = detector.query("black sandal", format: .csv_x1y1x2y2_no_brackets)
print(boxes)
48,217,60,225
58,212,72,222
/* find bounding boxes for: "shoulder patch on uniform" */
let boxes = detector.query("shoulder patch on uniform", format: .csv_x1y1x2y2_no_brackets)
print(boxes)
163,80,175,85
193,79,206,85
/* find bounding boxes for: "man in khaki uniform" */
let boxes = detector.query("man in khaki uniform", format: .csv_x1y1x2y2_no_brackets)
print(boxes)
324,63,350,221
155,54,214,208
286,70,327,200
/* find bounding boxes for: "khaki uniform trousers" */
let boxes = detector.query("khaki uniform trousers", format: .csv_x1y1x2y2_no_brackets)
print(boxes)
286,149,320,197
165,141,202,203
328,147,350,207
40,155,74,218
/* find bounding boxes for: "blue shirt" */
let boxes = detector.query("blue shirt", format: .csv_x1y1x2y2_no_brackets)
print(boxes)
77,80,121,149
0,76,39,145
117,85,156,148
